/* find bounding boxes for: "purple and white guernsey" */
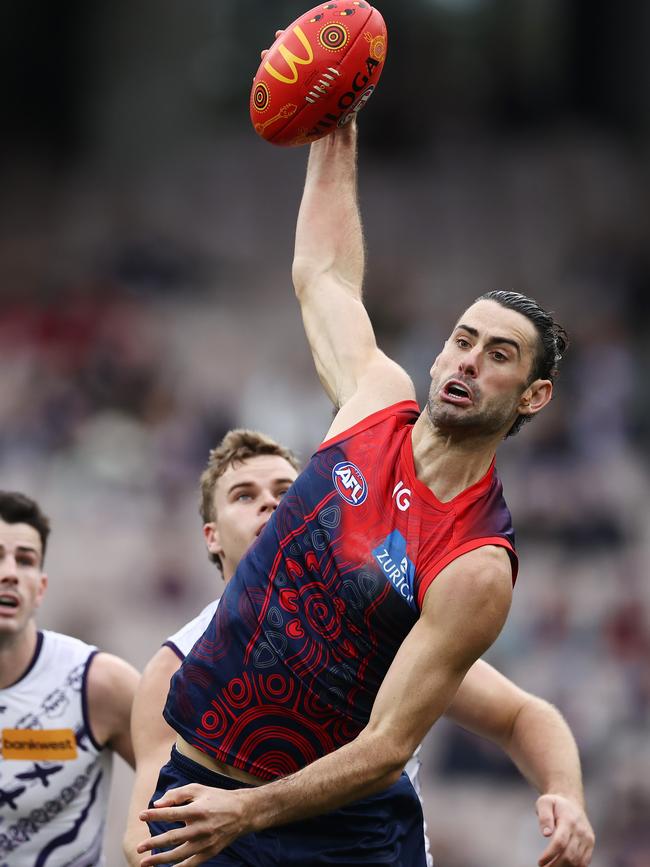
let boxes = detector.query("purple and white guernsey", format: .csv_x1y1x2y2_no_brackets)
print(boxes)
0,631,112,867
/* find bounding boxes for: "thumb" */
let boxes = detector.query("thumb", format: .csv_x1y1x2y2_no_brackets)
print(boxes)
536,795,556,837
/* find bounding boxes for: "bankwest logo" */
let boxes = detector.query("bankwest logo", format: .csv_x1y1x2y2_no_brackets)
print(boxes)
2,728,78,760
332,461,368,506
372,530,417,609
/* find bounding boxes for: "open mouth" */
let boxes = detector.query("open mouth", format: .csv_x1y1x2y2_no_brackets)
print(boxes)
256,522,267,538
441,380,473,405
0,595,19,610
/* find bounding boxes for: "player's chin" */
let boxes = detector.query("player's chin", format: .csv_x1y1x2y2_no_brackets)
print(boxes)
428,399,475,425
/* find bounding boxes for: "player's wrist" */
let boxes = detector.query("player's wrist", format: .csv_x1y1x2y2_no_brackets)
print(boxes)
538,789,585,810
238,785,275,834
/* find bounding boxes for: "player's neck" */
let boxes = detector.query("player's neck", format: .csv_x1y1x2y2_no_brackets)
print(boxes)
411,413,500,503
0,621,39,689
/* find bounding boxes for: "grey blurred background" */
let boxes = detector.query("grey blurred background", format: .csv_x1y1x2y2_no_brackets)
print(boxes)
1,1,649,864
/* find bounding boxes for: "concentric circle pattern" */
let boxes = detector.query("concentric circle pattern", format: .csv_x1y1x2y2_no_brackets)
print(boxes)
252,82,270,112
318,23,349,52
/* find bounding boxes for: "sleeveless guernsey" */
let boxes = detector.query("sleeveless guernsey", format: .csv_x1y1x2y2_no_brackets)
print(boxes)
165,401,517,782
0,631,112,867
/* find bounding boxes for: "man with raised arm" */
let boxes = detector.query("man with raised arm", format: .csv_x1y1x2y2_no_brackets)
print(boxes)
138,123,593,867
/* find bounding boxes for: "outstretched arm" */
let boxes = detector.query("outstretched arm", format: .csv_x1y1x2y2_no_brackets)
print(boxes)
447,661,595,866
123,647,180,866
137,546,513,865
293,122,414,438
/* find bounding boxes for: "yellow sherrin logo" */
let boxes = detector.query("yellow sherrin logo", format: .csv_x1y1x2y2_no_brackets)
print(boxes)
2,728,78,760
264,26,314,85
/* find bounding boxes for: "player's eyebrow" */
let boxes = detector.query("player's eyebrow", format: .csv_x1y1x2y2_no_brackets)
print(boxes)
227,477,295,496
454,324,521,358
0,544,39,557
227,481,256,496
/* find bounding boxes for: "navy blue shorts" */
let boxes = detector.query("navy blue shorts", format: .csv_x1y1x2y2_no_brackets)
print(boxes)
148,747,428,866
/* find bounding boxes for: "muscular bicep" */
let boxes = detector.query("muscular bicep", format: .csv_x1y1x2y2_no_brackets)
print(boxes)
293,129,415,429
365,546,513,763
445,659,530,746
298,272,415,431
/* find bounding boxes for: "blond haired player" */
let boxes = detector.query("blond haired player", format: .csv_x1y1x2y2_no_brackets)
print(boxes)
123,430,300,864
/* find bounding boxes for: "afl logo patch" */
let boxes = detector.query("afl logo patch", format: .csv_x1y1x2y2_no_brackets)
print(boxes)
332,461,368,506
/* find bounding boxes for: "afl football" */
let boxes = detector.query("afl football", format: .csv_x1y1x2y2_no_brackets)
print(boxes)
250,2,387,146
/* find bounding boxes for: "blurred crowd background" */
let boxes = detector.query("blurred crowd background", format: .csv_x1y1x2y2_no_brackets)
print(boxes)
2,1,649,864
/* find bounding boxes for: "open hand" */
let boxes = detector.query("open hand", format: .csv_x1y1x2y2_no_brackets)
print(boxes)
137,783,248,866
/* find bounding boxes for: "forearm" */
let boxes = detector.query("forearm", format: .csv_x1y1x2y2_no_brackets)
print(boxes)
123,764,163,864
239,548,512,832
505,697,585,805
242,728,403,834
293,122,364,296
123,813,144,867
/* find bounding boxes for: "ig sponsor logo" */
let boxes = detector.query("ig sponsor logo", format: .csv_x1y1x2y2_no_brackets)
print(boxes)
332,461,368,506
392,480,411,512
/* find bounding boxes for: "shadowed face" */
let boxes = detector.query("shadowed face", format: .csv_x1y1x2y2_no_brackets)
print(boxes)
427,299,551,438
0,519,47,643
203,454,299,582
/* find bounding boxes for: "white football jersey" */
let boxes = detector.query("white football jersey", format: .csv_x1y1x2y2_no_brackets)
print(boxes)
0,631,113,867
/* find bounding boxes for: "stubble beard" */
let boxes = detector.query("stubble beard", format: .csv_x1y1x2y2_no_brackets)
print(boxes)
426,382,518,440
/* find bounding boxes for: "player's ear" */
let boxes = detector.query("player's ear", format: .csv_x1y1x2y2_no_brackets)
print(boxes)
203,523,223,559
34,573,48,608
429,346,445,377
518,379,553,418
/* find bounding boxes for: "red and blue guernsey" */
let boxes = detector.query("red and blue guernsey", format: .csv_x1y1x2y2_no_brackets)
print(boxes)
164,401,518,781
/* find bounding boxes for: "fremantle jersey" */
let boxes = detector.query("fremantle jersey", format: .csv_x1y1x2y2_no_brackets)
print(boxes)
165,401,517,781
0,630,113,867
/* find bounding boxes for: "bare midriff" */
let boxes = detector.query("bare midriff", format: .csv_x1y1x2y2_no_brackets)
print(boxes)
176,736,266,786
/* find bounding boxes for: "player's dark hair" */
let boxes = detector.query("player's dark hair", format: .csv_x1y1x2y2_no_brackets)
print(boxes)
0,491,51,565
199,429,300,569
476,290,568,437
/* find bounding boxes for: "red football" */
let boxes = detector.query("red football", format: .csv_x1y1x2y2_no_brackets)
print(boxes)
250,2,388,146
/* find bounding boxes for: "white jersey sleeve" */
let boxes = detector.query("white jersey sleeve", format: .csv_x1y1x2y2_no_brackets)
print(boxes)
163,598,221,660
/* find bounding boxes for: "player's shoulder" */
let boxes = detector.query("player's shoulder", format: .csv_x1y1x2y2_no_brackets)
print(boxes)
324,353,417,443
40,629,98,665
86,651,139,700
165,597,221,658
433,545,513,603
320,396,420,452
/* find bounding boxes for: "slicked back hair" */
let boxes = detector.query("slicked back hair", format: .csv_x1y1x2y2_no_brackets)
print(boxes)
0,491,51,565
199,429,300,568
476,290,569,437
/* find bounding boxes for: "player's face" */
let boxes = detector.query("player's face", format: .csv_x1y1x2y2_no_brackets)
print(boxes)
427,299,550,438
0,519,47,643
204,455,298,581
